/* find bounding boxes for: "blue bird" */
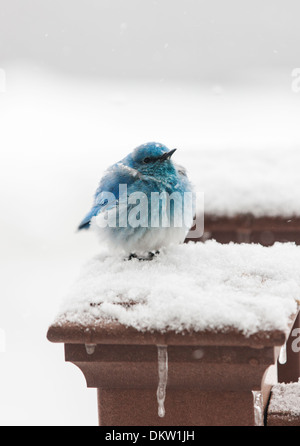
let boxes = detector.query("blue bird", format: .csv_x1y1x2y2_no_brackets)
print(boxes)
78,142,194,258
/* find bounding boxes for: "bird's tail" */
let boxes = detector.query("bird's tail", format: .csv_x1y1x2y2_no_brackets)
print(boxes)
78,205,100,230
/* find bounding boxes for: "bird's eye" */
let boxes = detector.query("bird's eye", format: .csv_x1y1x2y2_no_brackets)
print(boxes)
143,157,151,164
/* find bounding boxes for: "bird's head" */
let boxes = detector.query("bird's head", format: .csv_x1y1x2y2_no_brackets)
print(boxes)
129,142,177,176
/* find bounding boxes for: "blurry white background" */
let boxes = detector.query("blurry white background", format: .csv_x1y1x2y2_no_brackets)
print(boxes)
1,0,300,425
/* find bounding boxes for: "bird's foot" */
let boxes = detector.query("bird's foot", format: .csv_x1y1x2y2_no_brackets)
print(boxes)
127,253,138,261
126,251,160,261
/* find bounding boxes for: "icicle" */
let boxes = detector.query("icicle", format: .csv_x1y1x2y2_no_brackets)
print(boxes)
85,344,96,355
278,342,287,364
156,345,168,418
252,390,264,426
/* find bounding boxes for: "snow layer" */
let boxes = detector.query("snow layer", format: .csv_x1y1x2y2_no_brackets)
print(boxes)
56,241,300,335
269,381,300,416
187,147,300,218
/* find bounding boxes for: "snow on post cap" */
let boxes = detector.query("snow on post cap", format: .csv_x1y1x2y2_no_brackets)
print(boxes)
268,381,300,418
52,241,300,336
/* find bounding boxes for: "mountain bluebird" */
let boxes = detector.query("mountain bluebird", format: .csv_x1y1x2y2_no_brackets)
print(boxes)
78,142,194,258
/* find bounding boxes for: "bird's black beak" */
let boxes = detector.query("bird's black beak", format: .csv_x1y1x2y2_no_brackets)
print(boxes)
159,148,177,161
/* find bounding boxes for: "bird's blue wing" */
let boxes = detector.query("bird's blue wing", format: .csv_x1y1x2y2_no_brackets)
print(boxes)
78,162,140,230
78,189,119,230
78,205,101,230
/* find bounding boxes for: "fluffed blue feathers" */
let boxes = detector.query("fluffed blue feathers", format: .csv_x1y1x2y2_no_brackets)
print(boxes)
78,142,194,255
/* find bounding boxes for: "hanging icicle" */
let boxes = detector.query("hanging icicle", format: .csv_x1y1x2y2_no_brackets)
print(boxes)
156,345,168,418
252,390,264,426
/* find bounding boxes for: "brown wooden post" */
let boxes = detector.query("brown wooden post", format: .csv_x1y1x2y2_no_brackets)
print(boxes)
47,321,296,426
277,311,300,383
185,215,300,246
